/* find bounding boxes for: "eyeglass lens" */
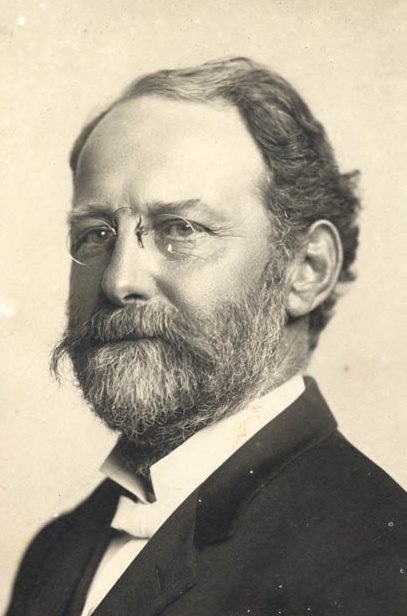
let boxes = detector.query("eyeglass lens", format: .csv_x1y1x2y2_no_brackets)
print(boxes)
68,215,199,266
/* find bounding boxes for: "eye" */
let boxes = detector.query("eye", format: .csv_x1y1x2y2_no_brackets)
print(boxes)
69,224,116,263
79,226,116,246
158,218,207,239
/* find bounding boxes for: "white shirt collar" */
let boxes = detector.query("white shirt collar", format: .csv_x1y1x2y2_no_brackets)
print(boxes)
102,374,304,509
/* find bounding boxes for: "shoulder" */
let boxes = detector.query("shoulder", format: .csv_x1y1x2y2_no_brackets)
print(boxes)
302,434,407,614
297,430,407,517
6,480,120,616
250,430,407,612
23,478,120,553
254,428,407,542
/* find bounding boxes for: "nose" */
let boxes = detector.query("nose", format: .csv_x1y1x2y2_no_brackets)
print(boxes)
101,227,158,306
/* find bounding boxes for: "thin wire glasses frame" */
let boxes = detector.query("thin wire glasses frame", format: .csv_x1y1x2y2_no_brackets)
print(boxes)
67,209,207,267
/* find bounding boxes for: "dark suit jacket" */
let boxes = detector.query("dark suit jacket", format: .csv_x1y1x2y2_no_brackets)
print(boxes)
7,379,407,615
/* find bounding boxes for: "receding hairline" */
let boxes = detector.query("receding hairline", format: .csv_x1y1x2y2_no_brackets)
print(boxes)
69,56,293,175
71,91,262,178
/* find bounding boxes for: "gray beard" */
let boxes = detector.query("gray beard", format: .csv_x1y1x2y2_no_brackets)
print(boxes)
51,263,288,471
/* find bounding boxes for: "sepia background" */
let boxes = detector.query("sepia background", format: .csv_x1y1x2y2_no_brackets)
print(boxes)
1,0,406,611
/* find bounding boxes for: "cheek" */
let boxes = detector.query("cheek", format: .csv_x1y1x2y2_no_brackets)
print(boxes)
160,241,270,319
69,266,103,320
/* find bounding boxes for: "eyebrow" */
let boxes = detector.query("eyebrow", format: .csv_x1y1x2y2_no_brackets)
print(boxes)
68,205,113,225
69,198,223,223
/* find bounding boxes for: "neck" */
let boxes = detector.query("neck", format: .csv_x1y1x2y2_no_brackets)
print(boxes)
258,318,310,398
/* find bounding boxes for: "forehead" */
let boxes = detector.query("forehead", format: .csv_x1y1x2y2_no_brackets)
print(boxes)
74,96,269,225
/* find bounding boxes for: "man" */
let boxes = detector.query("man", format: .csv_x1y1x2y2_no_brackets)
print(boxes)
7,57,407,615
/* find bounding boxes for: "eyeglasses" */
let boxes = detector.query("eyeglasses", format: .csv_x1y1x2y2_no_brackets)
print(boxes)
67,211,215,266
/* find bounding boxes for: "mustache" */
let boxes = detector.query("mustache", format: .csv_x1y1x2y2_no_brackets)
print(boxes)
50,301,219,380
68,303,186,346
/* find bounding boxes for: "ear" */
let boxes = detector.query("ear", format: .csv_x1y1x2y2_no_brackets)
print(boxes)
286,220,343,318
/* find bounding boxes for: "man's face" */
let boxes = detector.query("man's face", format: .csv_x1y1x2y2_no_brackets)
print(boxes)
72,96,274,323
57,97,289,464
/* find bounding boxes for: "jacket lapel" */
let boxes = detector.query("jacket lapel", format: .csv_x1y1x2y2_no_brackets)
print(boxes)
194,377,337,547
93,492,198,616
